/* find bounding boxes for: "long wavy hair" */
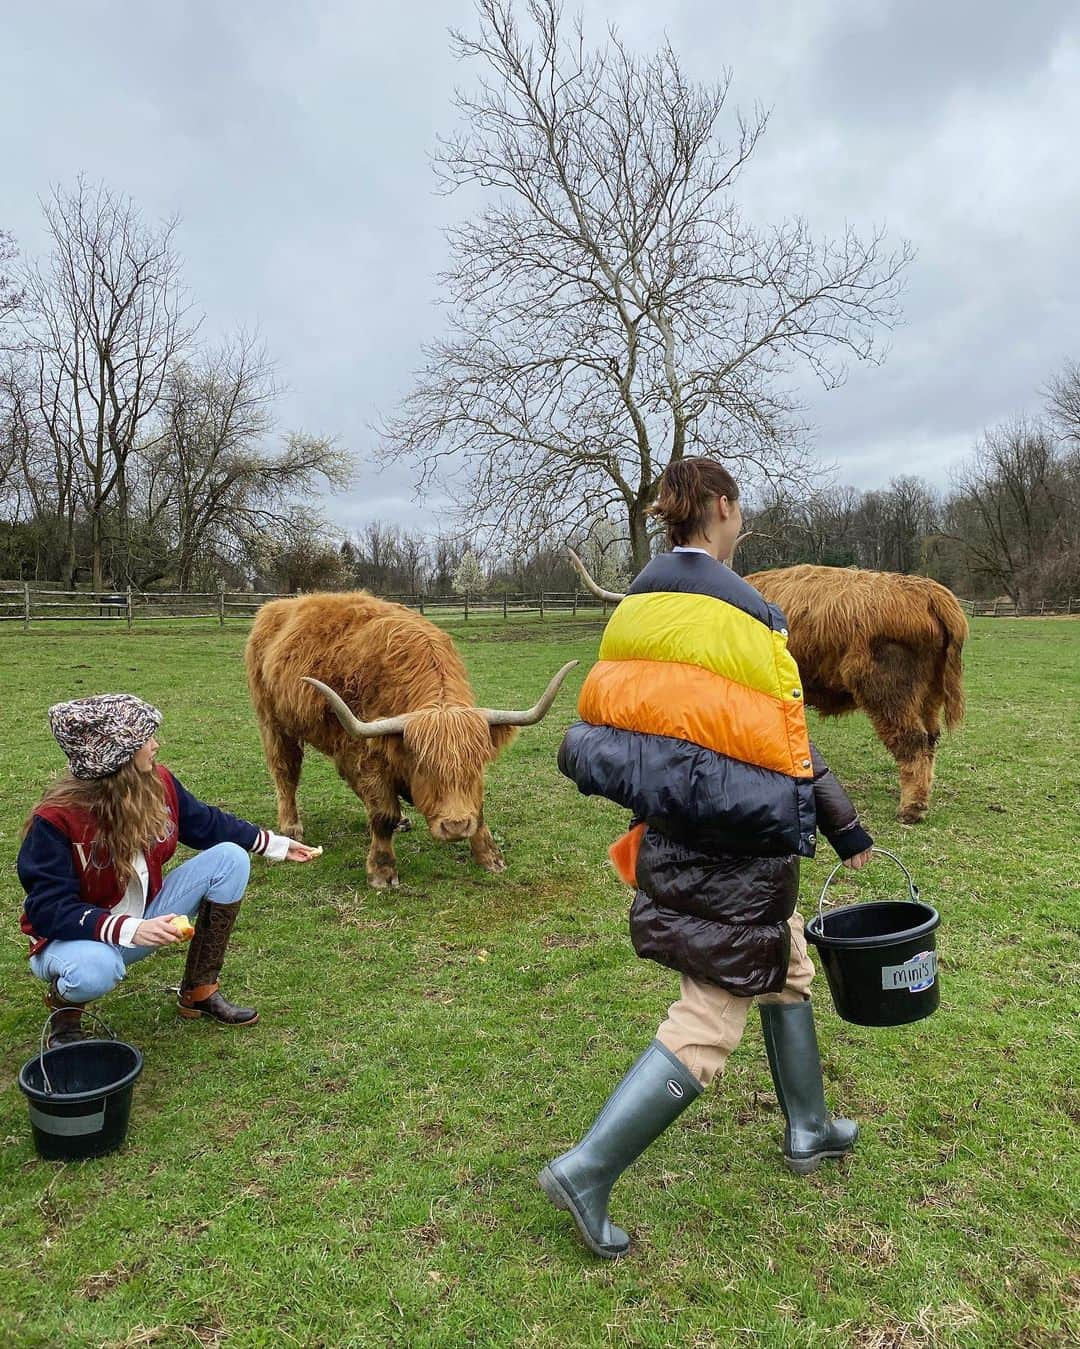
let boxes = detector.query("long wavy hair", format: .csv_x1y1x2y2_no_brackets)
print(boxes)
25,760,170,888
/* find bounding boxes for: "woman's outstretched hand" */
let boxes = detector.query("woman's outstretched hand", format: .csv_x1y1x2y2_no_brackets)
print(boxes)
286,842,323,863
844,848,874,871
133,915,184,947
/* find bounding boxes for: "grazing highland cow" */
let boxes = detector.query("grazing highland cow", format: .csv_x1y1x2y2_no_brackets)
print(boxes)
743,566,967,823
246,593,576,887
569,551,967,823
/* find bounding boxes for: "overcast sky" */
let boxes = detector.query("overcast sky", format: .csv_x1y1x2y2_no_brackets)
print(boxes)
4,0,1079,535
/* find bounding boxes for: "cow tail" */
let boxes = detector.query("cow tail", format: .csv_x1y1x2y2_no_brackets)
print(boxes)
930,587,969,731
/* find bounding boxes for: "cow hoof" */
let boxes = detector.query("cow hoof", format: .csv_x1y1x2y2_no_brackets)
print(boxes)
898,804,928,825
369,871,400,890
394,817,412,834
478,854,507,874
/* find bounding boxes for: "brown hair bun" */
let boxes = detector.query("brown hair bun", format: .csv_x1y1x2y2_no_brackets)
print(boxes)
649,458,740,548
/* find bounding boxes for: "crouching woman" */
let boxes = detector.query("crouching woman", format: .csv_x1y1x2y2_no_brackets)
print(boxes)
540,457,874,1259
18,693,319,1046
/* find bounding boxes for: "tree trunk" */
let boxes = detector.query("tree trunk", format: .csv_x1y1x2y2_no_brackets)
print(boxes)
115,465,131,586
628,501,651,571
91,513,104,592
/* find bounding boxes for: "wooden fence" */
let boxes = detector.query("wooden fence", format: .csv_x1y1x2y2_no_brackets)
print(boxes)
0,586,612,628
2,584,1076,628
958,597,1080,617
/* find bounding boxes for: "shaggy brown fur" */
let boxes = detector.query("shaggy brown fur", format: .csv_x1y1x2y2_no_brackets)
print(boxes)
245,592,517,887
744,565,968,822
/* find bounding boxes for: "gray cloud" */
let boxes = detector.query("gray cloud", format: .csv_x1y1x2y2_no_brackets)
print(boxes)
3,0,1078,532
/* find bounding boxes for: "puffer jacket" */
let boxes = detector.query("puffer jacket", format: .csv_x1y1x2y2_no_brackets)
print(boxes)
559,549,872,996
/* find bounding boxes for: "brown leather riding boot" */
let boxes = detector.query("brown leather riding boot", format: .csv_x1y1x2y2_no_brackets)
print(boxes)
177,900,259,1026
44,977,89,1048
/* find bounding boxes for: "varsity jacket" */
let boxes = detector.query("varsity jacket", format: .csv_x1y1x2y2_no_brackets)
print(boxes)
18,763,285,956
559,550,872,996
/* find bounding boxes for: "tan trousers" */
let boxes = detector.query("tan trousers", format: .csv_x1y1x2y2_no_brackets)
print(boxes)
655,911,816,1086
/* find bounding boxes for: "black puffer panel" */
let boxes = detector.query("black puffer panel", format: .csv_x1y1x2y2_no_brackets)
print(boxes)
628,827,798,994
629,892,791,997
635,828,800,926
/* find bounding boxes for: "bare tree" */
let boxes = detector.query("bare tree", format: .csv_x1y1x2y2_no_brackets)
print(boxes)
0,230,23,336
947,419,1071,604
147,335,278,588
381,0,911,567
19,181,196,589
146,343,351,589
250,512,347,593
1045,360,1080,445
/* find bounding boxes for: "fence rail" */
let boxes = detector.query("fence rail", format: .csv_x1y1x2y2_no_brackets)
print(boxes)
3,584,1077,627
958,597,1079,617
0,585,613,628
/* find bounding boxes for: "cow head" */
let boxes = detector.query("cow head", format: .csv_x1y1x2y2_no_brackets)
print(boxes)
395,707,512,840
303,662,577,843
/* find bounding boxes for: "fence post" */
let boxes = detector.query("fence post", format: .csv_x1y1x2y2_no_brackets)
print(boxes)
464,592,469,621
126,586,133,632
419,596,424,615
23,581,30,630
502,592,507,620
572,589,578,617
539,588,545,620
218,585,225,626
992,600,999,617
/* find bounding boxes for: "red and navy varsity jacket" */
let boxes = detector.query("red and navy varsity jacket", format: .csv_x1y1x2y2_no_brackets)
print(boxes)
17,764,277,956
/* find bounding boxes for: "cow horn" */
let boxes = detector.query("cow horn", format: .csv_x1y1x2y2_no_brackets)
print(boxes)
303,677,411,737
479,661,579,727
566,546,627,602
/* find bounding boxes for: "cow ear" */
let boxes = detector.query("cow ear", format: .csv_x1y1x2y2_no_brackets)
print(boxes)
488,724,518,755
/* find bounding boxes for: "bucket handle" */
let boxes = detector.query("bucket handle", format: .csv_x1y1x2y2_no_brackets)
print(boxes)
38,1009,117,1096
817,847,920,929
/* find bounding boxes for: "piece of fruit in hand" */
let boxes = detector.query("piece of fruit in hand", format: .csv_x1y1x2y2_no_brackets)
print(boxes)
171,916,196,939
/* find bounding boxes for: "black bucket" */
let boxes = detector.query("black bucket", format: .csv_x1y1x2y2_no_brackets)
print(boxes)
18,1012,143,1161
805,849,940,1027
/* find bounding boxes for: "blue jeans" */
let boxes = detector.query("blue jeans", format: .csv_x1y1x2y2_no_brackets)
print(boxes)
30,843,251,1003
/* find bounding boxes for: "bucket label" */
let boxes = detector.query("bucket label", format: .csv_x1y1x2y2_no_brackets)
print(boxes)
881,950,937,993
28,1104,106,1136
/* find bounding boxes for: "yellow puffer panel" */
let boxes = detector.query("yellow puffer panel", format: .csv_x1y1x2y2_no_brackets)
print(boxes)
598,590,804,705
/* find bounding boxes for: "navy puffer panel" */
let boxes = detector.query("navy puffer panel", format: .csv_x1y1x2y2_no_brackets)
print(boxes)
558,722,818,858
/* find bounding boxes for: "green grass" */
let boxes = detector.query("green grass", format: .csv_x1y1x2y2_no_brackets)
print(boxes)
0,618,1077,1349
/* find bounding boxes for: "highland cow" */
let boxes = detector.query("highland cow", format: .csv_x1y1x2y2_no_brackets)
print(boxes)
569,551,967,822
246,592,576,887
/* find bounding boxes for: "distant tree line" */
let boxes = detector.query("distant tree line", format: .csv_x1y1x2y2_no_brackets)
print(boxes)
0,182,348,592
737,369,1080,605
3,177,1077,606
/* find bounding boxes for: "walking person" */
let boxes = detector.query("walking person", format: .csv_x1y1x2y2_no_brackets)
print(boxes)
541,458,874,1258
18,693,320,1047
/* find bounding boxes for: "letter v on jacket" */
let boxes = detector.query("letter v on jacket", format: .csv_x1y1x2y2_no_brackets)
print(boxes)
559,550,872,997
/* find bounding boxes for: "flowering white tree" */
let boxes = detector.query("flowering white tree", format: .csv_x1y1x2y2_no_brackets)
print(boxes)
452,548,487,594
580,517,630,591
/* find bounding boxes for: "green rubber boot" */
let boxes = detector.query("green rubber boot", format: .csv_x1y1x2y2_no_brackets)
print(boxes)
759,1001,858,1174
538,1040,702,1259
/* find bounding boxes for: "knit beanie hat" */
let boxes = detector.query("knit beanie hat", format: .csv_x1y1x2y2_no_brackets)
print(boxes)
48,693,163,779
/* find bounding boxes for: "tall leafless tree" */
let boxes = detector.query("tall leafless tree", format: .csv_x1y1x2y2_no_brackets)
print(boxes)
0,230,23,336
947,419,1073,604
381,0,912,567
144,339,351,589
19,181,196,589
1045,360,1080,445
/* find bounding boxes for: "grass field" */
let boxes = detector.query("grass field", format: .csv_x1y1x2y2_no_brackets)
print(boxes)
0,617,1077,1349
